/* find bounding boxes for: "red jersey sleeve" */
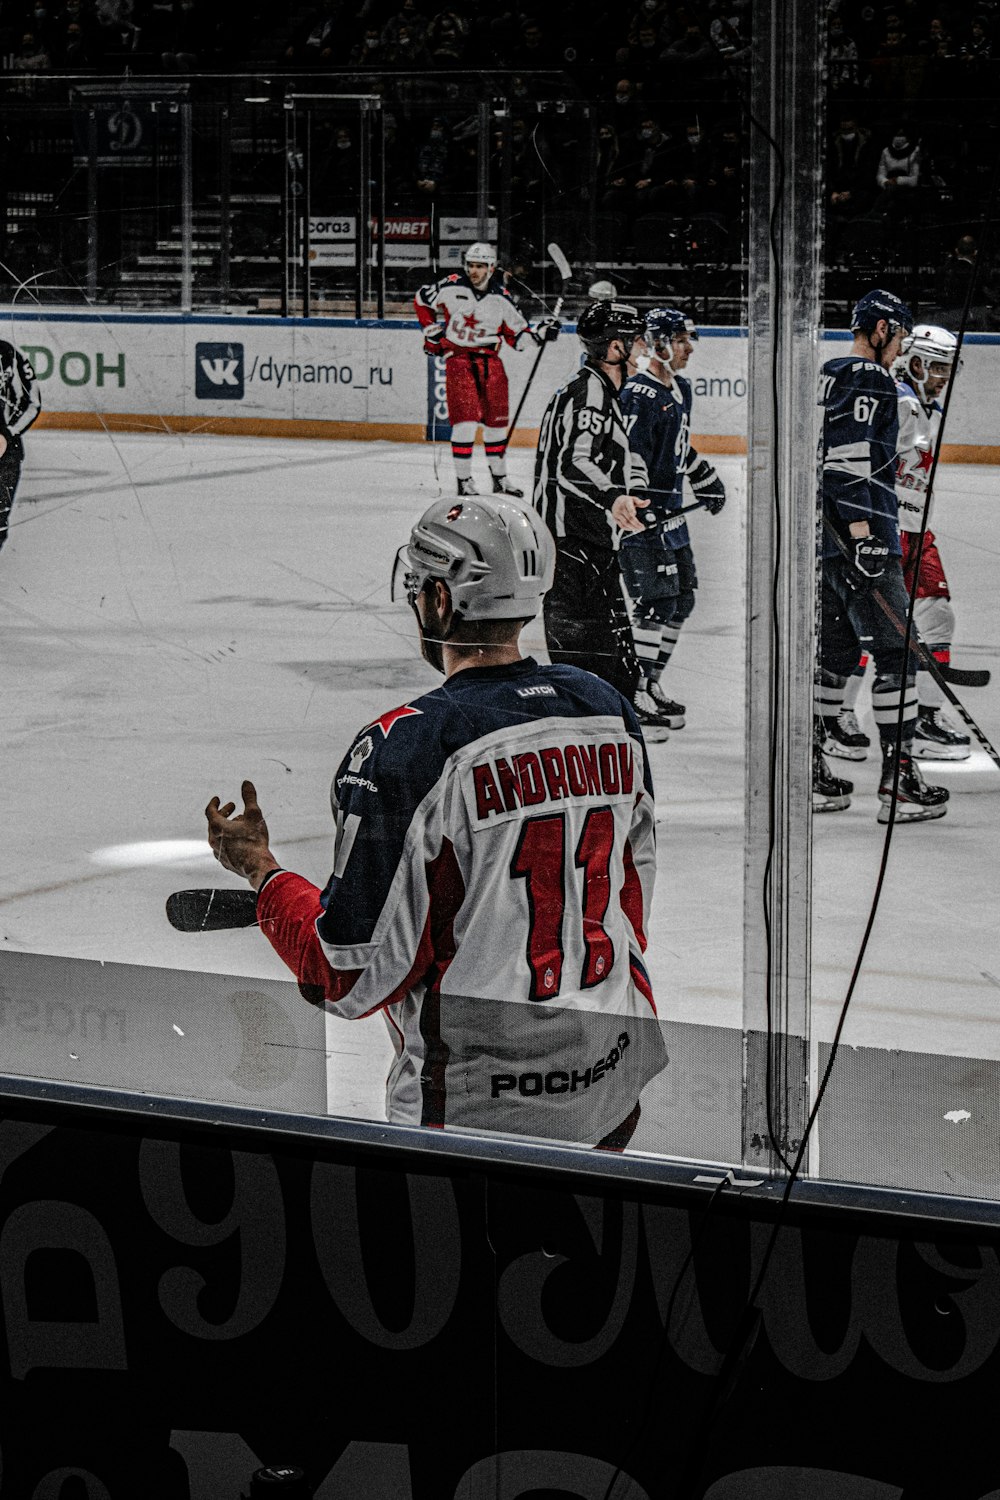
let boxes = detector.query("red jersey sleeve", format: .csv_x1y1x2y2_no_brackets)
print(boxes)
256,870,360,1006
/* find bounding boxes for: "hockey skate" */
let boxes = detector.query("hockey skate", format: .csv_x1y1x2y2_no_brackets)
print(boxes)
456,477,479,496
813,743,852,812
912,707,971,761
491,474,524,497
633,687,671,743
877,744,949,823
643,678,685,729
824,707,870,761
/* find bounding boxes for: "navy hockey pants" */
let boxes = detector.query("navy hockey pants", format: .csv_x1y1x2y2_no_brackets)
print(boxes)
619,532,698,625
819,554,920,681
0,441,23,554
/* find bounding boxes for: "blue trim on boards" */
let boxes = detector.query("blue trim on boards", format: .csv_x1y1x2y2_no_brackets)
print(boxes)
3,310,759,338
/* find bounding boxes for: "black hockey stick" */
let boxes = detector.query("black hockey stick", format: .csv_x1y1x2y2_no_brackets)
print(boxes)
502,242,571,453
823,519,1000,770
939,663,990,688
636,498,708,529
166,888,259,932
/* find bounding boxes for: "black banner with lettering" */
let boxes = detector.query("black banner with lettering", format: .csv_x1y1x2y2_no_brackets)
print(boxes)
1,1083,999,1498
71,99,158,168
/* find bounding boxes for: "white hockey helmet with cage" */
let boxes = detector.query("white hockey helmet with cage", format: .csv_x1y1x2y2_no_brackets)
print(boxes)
396,496,555,621
892,323,960,401
464,241,497,273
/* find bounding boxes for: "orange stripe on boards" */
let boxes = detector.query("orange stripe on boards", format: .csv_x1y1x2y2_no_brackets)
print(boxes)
33,412,430,443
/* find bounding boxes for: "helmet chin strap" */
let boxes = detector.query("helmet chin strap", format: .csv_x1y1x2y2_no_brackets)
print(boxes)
411,593,459,675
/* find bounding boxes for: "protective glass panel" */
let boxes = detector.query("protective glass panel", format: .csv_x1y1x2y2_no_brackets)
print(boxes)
2,57,749,1163
813,26,1000,1196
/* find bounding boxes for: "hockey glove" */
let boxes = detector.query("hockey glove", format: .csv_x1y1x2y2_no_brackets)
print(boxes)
687,457,726,515
532,316,562,344
847,534,890,589
423,324,446,357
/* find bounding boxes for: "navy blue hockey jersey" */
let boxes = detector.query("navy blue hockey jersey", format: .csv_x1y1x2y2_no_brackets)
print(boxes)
820,355,901,557
620,370,693,548
256,657,667,1144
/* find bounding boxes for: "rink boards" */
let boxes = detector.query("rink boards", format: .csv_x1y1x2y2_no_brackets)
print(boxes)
6,309,1000,457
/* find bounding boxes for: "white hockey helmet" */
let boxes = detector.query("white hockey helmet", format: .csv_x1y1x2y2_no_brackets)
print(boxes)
892,323,960,401
464,241,497,272
398,496,555,621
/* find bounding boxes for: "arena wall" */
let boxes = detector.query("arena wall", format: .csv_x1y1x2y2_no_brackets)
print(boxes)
7,311,998,459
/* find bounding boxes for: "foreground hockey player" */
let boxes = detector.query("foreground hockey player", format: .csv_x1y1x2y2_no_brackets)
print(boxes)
619,306,727,731
533,299,656,725
0,338,41,555
415,242,559,497
816,288,948,822
205,497,667,1148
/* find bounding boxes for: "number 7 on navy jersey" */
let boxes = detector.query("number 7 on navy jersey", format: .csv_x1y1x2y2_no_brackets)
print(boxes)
510,808,616,1000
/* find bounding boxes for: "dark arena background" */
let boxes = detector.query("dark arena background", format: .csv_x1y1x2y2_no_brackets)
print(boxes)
2,2,1000,1496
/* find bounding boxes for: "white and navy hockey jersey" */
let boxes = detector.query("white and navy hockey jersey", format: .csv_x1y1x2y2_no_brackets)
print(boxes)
820,355,901,557
620,369,694,547
256,657,667,1144
894,378,941,533
0,341,41,454
414,270,530,356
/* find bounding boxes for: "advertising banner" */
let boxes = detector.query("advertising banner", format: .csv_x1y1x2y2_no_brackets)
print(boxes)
303,214,434,269
10,314,749,443
10,312,1000,451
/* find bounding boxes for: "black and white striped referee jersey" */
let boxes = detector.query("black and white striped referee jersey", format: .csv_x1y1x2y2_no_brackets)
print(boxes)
0,341,42,451
532,362,636,548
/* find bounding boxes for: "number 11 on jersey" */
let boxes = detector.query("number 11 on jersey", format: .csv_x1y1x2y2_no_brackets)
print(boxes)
510,808,616,1000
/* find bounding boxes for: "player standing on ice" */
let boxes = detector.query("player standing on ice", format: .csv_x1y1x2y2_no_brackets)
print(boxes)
619,306,727,732
415,242,559,497
891,325,971,760
532,300,657,726
827,324,969,763
204,497,667,1149
816,288,949,822
0,338,41,556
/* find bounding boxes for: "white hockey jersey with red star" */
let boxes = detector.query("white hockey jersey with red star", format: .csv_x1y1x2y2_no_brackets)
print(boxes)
254,657,668,1144
414,270,531,355
894,378,942,533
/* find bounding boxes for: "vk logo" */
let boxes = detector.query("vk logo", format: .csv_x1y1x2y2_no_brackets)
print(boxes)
195,342,245,400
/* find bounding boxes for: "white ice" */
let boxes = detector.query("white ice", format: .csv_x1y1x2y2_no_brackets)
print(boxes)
1,429,998,1126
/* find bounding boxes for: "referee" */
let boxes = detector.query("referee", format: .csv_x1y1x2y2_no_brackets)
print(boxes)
0,339,41,556
532,300,671,737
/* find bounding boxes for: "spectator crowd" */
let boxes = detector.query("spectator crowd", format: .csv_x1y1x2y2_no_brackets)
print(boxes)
0,0,998,317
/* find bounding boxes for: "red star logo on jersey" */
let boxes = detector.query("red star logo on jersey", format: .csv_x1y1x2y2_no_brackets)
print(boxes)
461,312,481,333
916,446,934,474
366,704,422,738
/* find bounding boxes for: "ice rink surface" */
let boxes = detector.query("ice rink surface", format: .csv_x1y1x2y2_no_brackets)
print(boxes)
2,428,998,1122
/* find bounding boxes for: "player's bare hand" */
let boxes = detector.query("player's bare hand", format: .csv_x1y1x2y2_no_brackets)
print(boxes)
611,494,649,533
205,779,280,890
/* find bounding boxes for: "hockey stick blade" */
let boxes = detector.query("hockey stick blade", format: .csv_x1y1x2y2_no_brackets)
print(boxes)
166,888,259,932
547,241,572,283
942,664,991,687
